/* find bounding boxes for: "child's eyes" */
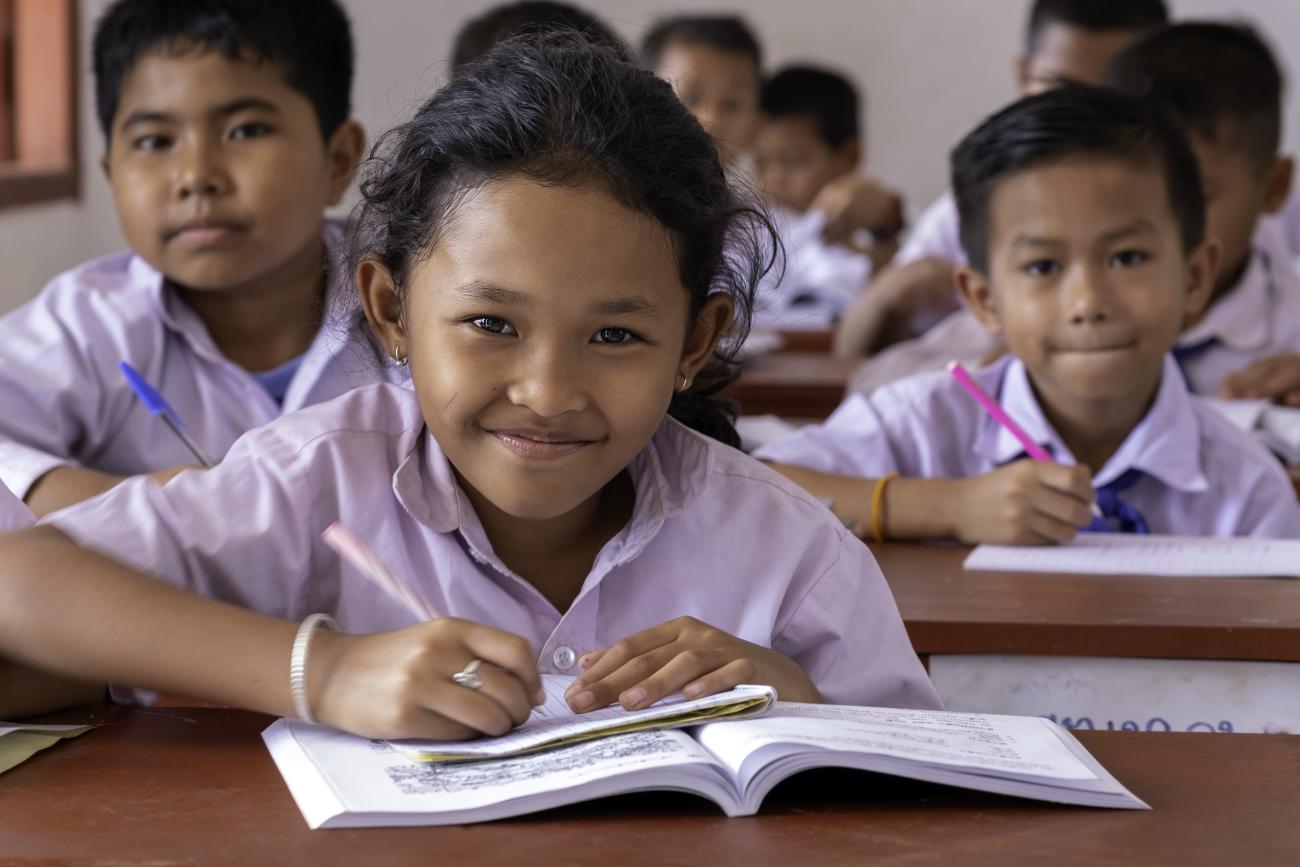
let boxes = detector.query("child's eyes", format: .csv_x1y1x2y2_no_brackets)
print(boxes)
1021,259,1061,278
467,315,517,336
592,327,639,345
229,121,272,141
1110,249,1150,268
131,133,172,152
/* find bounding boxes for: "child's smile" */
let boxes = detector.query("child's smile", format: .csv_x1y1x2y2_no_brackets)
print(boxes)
367,175,730,527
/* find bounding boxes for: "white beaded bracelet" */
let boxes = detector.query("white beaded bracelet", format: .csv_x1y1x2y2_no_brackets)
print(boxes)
290,613,338,724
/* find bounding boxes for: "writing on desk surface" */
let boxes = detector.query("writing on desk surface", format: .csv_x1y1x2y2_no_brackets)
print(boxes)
928,656,1300,735
1046,714,1235,733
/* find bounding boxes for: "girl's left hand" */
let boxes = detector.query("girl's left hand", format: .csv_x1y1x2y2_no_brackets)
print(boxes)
563,616,820,713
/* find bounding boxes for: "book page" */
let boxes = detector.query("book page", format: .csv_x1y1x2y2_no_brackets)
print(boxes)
696,703,1099,783
964,533,1300,577
395,674,774,760
266,719,722,827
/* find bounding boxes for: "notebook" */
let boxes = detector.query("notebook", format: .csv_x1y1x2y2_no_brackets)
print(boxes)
0,723,92,775
397,674,775,761
263,696,1146,828
964,533,1300,578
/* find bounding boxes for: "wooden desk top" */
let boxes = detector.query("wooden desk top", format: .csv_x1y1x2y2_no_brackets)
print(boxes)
2,706,1296,865
873,542,1300,661
728,351,855,419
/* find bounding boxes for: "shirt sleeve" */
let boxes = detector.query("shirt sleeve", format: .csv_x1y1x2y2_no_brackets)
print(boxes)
0,273,140,497
1233,458,1300,538
753,392,904,478
773,525,941,709
0,483,34,532
893,191,966,269
40,424,323,619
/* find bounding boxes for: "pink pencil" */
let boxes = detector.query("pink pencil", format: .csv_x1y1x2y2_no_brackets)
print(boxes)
322,522,441,621
947,361,1102,518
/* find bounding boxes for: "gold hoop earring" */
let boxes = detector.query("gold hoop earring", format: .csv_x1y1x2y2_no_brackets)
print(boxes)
677,373,692,392
393,344,409,367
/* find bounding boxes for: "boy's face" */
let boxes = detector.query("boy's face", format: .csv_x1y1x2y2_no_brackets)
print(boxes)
655,40,760,169
1189,130,1292,302
754,116,857,213
958,156,1217,419
102,48,361,293
1017,24,1146,95
359,177,730,525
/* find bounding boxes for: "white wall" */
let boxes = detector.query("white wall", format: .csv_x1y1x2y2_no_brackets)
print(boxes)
3,0,1299,312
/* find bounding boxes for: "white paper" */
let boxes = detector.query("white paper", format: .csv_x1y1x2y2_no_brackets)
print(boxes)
394,674,774,759
1201,397,1270,431
929,655,1300,734
696,703,1099,783
267,720,720,827
0,723,90,737
964,533,1300,577
1201,397,1300,463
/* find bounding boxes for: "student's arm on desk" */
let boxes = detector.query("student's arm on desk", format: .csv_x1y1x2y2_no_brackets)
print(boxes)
0,527,542,740
832,257,960,359
765,461,1095,545
24,465,195,517
1221,352,1300,406
0,657,104,719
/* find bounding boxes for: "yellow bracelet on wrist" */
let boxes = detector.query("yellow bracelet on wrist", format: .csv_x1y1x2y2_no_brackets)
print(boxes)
869,472,899,543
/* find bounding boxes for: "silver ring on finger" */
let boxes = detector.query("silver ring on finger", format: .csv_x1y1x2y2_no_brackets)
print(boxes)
451,658,484,691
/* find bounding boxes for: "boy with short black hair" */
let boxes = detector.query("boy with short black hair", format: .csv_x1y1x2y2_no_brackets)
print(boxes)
0,0,385,516
834,0,1169,368
758,87,1300,543
752,65,902,327
641,15,762,171
450,1,629,72
1104,22,1300,405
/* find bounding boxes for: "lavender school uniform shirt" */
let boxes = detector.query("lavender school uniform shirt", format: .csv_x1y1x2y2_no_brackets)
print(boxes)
0,220,407,499
0,483,34,532
757,355,1300,539
43,384,940,711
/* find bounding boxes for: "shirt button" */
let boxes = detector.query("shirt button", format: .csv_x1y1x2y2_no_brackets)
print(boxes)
551,645,577,671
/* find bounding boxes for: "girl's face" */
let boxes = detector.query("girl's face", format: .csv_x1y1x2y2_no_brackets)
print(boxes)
361,176,731,523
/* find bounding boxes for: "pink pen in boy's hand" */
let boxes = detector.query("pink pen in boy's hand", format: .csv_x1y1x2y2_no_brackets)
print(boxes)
947,361,1102,520
322,522,441,621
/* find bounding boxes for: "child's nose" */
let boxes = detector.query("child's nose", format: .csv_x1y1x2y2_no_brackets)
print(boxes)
1064,264,1111,324
174,139,232,199
505,348,588,418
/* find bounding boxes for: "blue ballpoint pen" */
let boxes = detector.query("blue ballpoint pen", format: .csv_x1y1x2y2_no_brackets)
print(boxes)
118,361,214,467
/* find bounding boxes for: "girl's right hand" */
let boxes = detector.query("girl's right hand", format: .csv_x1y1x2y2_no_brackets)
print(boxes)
951,461,1095,545
308,618,544,740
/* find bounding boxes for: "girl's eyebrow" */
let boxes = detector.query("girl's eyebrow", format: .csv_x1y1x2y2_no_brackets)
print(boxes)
451,281,663,319
450,281,528,305
592,296,663,319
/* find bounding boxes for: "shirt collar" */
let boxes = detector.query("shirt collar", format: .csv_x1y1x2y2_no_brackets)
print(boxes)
391,417,714,566
141,219,357,359
1178,244,1273,352
971,355,1208,492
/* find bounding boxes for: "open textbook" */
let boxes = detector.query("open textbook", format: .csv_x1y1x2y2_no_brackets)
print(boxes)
263,694,1146,828
964,533,1300,577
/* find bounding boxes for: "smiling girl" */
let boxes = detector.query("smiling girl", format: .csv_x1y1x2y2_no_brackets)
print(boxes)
0,34,938,737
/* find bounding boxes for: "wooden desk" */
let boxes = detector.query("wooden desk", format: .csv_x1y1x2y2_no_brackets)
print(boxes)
728,352,855,419
871,542,1300,661
2,706,1296,864
773,328,834,353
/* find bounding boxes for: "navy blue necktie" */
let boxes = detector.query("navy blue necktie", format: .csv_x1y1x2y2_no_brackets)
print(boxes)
1171,338,1217,389
1086,468,1150,534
